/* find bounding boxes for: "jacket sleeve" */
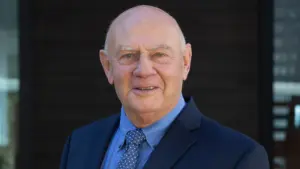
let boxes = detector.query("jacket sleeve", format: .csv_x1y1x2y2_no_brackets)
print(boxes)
60,135,72,169
235,144,270,169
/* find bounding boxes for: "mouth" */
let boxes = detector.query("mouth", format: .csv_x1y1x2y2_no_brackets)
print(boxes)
132,86,159,95
134,86,158,90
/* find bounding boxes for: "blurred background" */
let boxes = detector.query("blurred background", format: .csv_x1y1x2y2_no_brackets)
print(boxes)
0,0,299,169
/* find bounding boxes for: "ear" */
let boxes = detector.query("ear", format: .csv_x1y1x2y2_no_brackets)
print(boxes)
182,43,192,81
99,49,114,84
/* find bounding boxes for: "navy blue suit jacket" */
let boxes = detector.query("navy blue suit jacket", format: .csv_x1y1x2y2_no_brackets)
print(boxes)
60,97,270,169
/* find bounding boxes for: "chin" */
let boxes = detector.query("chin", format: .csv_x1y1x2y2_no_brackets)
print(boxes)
133,104,159,114
127,94,163,114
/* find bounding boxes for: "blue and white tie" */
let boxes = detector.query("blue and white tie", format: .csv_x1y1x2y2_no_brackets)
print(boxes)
117,129,146,169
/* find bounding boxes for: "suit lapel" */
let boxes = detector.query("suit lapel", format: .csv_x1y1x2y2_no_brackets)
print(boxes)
85,114,120,169
143,97,202,169
143,120,197,169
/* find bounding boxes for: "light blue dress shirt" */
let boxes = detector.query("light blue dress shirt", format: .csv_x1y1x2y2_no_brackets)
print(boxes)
101,94,186,169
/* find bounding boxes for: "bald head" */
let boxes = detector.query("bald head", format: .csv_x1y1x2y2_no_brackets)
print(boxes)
103,5,186,55
99,6,192,126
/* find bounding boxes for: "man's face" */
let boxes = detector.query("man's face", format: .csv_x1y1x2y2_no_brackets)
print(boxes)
100,16,191,115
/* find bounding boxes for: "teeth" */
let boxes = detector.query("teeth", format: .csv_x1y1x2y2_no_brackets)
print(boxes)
139,87,155,90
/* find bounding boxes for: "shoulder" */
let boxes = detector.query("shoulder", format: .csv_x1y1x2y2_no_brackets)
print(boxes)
185,115,269,168
70,114,119,140
196,115,265,157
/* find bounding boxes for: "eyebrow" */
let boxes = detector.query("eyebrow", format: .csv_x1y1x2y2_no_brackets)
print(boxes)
150,44,171,51
118,44,172,52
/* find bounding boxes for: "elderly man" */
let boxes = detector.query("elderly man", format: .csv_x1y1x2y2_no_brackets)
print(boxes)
60,5,269,169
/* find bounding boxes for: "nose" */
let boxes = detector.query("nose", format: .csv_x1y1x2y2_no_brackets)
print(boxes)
133,54,156,78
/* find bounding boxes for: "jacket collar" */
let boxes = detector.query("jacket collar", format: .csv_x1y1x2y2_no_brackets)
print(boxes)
92,96,202,169
143,96,202,169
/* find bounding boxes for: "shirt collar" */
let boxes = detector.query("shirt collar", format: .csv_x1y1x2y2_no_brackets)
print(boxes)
118,94,186,150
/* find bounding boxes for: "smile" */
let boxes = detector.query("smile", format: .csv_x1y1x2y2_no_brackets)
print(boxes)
132,86,159,96
135,86,157,90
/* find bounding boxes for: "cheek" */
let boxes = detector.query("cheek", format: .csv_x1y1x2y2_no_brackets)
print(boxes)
156,63,184,90
113,66,133,91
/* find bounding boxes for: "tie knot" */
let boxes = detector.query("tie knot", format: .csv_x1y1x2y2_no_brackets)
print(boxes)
125,129,146,145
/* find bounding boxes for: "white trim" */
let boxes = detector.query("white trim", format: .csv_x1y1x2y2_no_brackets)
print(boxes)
0,77,19,92
273,81,300,96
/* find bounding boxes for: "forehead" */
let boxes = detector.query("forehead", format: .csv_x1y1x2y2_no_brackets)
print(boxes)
113,19,181,51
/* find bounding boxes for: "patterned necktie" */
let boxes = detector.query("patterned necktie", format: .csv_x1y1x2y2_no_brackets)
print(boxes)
117,128,146,169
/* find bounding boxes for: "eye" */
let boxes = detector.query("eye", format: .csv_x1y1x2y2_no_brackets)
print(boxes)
151,52,171,64
153,52,167,57
122,53,135,59
118,52,139,65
